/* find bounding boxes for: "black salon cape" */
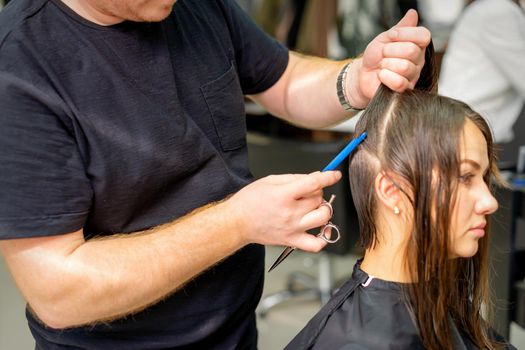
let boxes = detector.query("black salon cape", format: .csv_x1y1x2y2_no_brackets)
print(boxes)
286,261,517,350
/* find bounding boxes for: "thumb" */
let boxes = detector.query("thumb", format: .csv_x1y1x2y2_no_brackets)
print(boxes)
393,9,418,28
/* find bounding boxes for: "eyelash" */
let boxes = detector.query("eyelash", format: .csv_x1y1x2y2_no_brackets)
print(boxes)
459,173,474,184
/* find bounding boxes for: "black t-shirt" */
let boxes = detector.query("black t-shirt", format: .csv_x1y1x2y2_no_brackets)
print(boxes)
0,0,289,348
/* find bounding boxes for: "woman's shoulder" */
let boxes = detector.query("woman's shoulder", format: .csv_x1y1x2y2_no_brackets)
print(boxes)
285,262,423,350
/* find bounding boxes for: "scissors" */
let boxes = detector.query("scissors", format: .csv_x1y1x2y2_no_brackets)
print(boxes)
267,132,367,272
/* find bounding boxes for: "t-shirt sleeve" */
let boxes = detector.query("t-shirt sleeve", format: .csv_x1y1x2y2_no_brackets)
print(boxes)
218,0,289,95
0,73,93,240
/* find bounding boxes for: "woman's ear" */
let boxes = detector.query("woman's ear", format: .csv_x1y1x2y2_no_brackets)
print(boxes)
374,171,402,215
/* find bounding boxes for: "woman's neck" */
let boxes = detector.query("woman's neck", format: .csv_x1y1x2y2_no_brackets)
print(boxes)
360,240,412,283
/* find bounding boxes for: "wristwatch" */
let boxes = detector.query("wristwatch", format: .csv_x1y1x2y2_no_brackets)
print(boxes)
336,62,364,112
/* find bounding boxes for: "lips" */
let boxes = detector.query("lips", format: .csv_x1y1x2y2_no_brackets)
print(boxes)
469,222,486,237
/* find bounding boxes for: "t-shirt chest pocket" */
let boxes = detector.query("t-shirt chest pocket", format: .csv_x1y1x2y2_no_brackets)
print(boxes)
200,63,247,151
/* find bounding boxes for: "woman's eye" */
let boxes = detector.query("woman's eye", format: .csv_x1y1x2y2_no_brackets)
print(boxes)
459,173,474,184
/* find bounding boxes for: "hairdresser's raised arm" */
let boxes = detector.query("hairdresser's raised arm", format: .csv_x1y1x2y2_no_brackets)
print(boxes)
249,9,431,129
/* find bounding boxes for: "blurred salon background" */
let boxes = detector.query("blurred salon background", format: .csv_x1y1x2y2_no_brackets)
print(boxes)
1,0,524,349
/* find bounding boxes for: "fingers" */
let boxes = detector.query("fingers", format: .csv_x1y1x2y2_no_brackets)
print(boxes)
379,32,428,92
382,41,422,63
380,57,419,82
361,11,430,94
388,26,431,48
374,11,426,45
393,8,418,28
290,232,328,253
294,196,336,252
286,171,342,199
378,69,411,92
298,199,333,231
234,171,341,250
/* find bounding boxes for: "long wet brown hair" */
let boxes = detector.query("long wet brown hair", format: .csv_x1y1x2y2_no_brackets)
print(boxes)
348,42,504,349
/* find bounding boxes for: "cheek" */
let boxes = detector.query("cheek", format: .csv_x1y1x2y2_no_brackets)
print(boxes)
449,191,466,248
449,190,479,258
454,190,474,227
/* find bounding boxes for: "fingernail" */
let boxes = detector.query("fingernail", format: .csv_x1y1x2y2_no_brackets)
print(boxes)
388,30,398,39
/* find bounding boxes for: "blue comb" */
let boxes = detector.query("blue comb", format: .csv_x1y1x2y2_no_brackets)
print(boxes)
322,132,367,172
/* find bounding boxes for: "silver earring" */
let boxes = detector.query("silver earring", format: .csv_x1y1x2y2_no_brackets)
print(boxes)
393,206,400,215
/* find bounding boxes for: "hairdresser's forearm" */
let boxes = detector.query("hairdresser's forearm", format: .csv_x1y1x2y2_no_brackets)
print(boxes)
2,201,244,329
1,172,341,329
250,52,367,129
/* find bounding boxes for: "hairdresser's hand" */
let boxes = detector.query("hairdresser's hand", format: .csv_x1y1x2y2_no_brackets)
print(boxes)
346,9,431,109
227,171,341,252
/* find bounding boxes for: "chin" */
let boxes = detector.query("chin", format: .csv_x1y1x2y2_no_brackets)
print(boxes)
452,243,479,259
135,2,176,22
141,10,172,22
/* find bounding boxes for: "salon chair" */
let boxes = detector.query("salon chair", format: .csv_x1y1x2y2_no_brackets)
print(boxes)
247,132,360,316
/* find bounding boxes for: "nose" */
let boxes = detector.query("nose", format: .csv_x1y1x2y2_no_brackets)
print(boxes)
475,183,498,215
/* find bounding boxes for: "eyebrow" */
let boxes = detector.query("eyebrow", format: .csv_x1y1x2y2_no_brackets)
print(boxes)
461,159,481,170
461,159,489,175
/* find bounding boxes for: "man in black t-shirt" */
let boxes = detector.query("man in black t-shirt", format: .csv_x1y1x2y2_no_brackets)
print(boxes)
0,0,430,348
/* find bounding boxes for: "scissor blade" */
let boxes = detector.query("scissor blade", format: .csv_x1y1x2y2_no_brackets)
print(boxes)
267,246,296,272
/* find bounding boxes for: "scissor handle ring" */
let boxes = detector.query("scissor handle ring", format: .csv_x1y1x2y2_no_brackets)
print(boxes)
319,198,334,218
318,223,340,244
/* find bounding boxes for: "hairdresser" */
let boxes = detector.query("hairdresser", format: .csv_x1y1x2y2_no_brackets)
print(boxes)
0,1,430,348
